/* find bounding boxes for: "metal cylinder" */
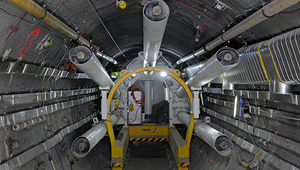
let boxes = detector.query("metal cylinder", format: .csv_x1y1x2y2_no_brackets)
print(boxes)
175,0,300,65
143,0,169,68
164,87,170,102
71,113,119,158
177,47,240,98
177,112,234,156
144,81,153,120
69,46,120,97
194,121,234,156
96,51,118,65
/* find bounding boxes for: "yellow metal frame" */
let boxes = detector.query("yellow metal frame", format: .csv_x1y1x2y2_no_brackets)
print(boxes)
107,67,193,111
168,113,194,170
107,115,129,170
106,67,194,169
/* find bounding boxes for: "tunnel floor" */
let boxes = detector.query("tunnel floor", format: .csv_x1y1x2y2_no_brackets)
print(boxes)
125,142,172,170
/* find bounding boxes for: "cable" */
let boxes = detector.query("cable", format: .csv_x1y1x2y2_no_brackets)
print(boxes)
280,8,300,14
131,87,145,105
86,0,129,62
42,0,79,29
50,39,71,66
242,106,259,146
55,146,65,170
116,109,127,122
129,105,141,123
228,0,263,27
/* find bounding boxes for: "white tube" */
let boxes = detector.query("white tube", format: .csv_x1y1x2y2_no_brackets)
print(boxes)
177,112,234,156
177,47,239,98
144,81,153,119
71,113,119,158
143,0,169,68
69,46,120,98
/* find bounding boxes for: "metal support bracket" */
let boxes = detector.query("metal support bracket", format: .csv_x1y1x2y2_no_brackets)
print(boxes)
168,114,194,170
107,116,130,170
100,86,110,120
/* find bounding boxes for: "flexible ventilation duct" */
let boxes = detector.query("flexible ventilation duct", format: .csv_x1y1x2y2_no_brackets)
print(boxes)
224,27,300,85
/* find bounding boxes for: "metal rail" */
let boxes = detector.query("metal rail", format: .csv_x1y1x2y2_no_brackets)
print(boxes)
0,87,97,107
0,61,91,80
202,107,300,155
0,95,98,127
203,87,299,105
208,122,300,170
0,113,97,170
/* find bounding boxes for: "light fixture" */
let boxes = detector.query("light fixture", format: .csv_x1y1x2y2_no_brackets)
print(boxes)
160,72,167,77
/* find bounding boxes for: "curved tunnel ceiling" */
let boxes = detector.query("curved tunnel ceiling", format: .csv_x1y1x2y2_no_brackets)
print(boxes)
1,0,300,72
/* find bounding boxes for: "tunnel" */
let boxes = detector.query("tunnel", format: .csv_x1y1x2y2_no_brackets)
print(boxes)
1,0,300,170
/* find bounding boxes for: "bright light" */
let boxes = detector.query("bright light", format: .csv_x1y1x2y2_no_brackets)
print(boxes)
160,72,167,77
132,74,136,77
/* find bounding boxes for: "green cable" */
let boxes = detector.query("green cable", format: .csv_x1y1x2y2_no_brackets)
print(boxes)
260,99,264,107
8,73,13,85
41,75,46,91
50,151,58,170
264,116,268,130
44,120,47,139
50,39,70,66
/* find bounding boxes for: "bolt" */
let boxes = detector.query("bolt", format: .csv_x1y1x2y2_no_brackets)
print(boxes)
77,52,85,60
153,6,162,16
78,143,86,152
219,142,228,149
223,53,233,61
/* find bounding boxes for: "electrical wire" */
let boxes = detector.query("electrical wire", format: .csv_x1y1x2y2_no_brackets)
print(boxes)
280,8,300,14
55,146,65,170
44,120,58,170
49,39,71,66
86,0,129,62
228,0,263,27
0,8,63,40
132,87,145,105
42,0,79,29
242,105,259,146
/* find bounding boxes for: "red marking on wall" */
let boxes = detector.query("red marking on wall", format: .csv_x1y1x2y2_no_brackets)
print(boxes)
8,25,19,32
18,27,40,58
101,40,104,43
195,26,205,32
5,12,28,42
